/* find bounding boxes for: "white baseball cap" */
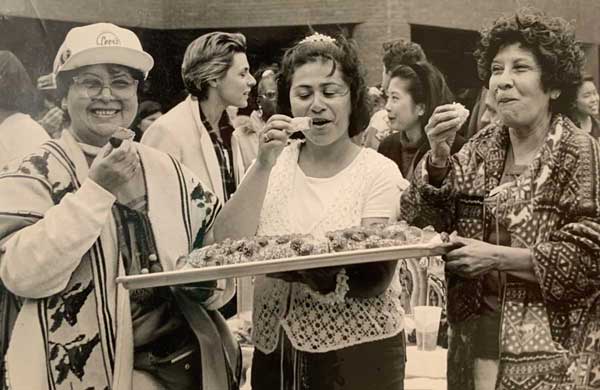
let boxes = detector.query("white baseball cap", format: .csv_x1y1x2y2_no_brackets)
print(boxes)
53,23,154,78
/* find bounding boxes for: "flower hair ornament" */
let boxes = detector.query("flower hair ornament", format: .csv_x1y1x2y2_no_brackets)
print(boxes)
299,32,337,45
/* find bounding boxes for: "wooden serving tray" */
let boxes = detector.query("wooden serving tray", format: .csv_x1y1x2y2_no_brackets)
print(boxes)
116,242,453,290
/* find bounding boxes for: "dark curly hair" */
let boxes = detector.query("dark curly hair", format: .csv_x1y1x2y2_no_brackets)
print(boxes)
277,33,370,137
475,8,585,115
382,39,427,71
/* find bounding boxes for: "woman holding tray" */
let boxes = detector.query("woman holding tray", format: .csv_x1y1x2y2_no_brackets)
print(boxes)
0,23,240,390
401,8,600,390
214,32,410,389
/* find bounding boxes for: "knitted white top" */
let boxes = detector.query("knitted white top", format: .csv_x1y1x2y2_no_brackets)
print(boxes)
252,141,407,353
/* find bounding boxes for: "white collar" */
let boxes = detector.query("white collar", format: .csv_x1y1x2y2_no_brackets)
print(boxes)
78,142,102,157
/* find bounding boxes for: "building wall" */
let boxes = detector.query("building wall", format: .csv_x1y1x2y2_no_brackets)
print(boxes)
3,0,599,89
353,0,411,87
164,0,365,29
406,0,600,44
4,0,166,28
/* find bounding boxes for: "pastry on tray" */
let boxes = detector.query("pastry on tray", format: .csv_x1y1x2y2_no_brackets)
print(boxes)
185,221,433,268
187,234,329,267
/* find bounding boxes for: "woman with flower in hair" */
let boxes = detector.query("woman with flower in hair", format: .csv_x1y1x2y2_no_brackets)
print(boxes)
214,32,409,389
401,8,600,390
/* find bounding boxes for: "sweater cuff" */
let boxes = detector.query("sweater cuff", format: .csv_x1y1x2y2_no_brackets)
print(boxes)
81,178,117,207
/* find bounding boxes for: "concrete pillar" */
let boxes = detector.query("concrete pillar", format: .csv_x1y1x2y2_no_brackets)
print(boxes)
353,0,411,86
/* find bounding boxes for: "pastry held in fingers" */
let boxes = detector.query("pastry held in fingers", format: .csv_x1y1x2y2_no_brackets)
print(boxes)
452,102,470,128
109,127,136,148
287,116,312,135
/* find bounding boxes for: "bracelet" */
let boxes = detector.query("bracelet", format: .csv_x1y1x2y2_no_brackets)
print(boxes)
307,269,350,305
428,154,448,169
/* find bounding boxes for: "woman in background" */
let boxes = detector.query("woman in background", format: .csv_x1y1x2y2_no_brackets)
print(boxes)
142,32,256,205
0,51,49,167
378,61,465,179
569,73,599,137
133,100,162,141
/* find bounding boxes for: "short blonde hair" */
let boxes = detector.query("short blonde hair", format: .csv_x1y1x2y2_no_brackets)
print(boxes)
181,32,247,100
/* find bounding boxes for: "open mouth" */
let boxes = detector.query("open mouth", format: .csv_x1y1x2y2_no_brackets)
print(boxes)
312,118,331,127
90,108,120,118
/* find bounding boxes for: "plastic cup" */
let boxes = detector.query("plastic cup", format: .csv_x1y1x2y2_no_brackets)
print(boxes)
413,305,442,351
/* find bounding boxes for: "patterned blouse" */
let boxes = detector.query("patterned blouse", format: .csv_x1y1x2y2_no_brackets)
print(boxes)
401,115,600,390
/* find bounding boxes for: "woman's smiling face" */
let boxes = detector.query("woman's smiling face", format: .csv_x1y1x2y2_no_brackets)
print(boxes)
489,43,554,131
385,76,423,132
64,64,138,146
289,59,352,146
575,80,599,117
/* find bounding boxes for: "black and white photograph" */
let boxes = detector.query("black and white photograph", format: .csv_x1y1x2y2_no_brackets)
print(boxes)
1,1,600,389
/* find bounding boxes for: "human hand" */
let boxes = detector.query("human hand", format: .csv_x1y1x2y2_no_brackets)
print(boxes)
256,114,291,169
88,139,140,194
267,270,304,283
297,267,342,293
425,103,469,165
268,266,343,293
39,107,65,137
444,235,499,278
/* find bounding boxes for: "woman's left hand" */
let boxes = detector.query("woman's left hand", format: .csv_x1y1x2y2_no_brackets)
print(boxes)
297,267,342,293
268,267,342,293
444,236,500,278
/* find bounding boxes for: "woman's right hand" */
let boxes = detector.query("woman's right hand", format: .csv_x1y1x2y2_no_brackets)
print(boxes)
425,104,465,165
88,140,140,194
256,114,291,169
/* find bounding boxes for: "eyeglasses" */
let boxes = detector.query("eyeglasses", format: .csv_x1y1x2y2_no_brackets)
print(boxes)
258,91,277,100
72,76,138,99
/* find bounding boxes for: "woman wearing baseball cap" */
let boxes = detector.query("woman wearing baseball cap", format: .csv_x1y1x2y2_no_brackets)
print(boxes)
0,23,240,390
